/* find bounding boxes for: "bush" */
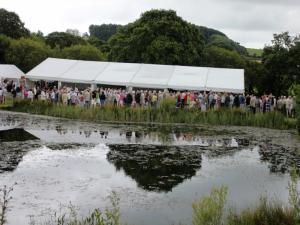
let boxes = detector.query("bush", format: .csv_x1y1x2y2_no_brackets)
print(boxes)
192,186,227,225
227,198,296,225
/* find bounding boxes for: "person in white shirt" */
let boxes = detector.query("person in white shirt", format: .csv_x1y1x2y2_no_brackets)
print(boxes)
27,90,34,102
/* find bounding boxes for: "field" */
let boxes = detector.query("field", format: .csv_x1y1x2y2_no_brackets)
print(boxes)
247,48,263,58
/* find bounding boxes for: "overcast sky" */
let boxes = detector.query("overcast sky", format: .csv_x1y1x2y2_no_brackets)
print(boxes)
1,0,299,48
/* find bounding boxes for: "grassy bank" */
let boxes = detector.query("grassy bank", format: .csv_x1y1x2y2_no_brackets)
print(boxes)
247,48,263,57
2,99,296,130
295,86,300,134
0,96,13,109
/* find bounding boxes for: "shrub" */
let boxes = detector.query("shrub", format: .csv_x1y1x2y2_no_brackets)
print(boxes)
227,197,296,225
192,186,227,225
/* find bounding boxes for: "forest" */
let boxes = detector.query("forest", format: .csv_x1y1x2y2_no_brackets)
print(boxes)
0,8,299,96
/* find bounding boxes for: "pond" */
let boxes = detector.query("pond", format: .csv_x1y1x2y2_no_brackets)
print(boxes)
0,111,300,225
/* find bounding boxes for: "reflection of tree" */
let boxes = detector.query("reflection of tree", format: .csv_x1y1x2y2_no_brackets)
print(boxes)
107,144,202,192
258,143,300,173
0,141,41,173
0,128,38,142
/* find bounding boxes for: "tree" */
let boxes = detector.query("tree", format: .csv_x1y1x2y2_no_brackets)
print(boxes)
66,29,81,37
89,24,122,41
45,32,86,49
288,40,300,85
5,38,51,72
0,8,30,39
207,34,247,55
197,25,227,45
87,36,105,49
30,30,45,43
272,32,293,50
60,44,104,61
108,9,205,66
244,60,265,94
87,36,110,58
0,34,11,63
204,46,246,69
261,32,297,96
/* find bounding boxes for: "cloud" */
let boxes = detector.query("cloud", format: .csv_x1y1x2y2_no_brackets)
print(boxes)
213,0,300,6
0,0,299,48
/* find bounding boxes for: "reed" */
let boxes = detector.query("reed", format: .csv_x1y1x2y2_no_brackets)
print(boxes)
226,197,296,225
295,85,300,134
6,99,296,130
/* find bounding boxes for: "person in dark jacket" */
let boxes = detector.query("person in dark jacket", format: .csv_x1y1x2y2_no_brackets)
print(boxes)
233,95,240,108
126,92,133,106
100,91,106,107
135,91,141,106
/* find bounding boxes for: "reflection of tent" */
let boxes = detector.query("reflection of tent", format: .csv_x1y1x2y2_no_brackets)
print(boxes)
0,64,25,80
27,58,245,93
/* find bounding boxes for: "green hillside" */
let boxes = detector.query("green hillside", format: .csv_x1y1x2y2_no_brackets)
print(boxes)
247,48,263,57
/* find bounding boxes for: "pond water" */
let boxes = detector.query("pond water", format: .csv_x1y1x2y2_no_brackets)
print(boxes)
0,111,300,225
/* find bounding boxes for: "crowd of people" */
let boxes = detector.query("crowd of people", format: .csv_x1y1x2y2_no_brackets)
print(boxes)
0,79,297,118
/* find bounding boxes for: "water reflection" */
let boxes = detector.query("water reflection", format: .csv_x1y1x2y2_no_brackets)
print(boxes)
107,144,202,192
0,128,39,142
259,143,299,173
108,140,250,192
1,111,300,225
0,141,41,172
0,128,40,173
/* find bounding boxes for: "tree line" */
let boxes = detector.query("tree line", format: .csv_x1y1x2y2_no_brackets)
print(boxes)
0,8,299,96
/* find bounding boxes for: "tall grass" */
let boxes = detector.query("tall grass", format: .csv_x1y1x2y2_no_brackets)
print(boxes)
192,167,300,225
295,85,300,134
226,197,296,225
0,95,13,109
3,99,296,130
192,186,227,225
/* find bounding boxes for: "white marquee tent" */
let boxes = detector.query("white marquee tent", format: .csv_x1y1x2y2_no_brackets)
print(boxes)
0,64,25,80
27,58,245,93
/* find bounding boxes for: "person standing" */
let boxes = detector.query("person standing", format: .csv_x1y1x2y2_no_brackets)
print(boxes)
233,95,240,108
100,91,106,107
62,89,68,105
83,89,91,108
126,92,133,107
250,95,256,114
286,96,293,117
0,87,3,104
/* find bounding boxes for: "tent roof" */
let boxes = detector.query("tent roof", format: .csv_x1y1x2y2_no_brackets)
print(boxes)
206,68,244,93
130,64,175,89
0,64,25,79
60,60,108,83
27,58,245,93
168,66,209,90
95,62,141,86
